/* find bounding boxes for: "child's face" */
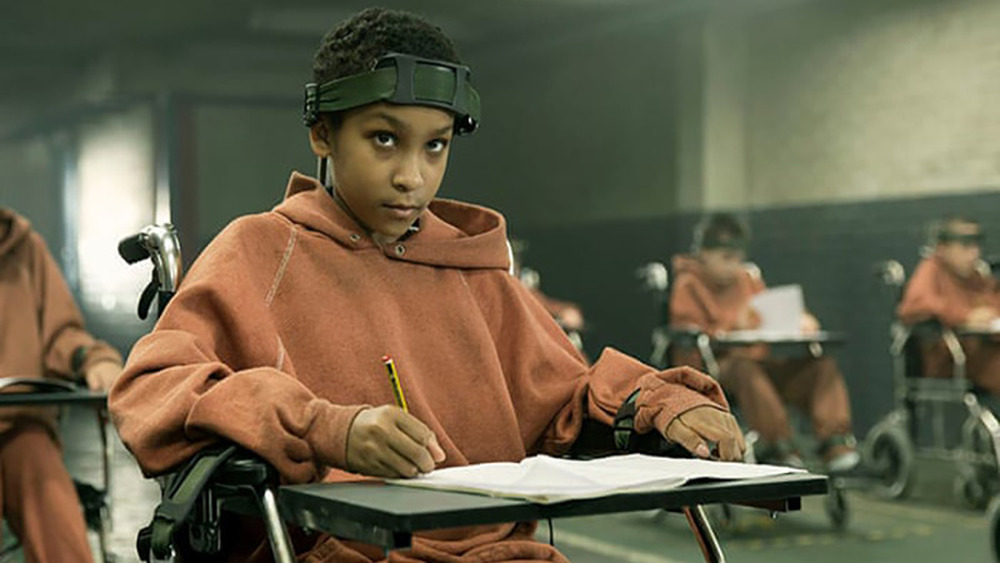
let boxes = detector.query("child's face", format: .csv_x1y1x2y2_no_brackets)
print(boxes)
323,102,455,242
936,222,982,278
698,248,745,287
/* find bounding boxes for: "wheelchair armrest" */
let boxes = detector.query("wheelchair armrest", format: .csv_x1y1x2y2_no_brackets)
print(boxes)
140,444,277,561
569,419,691,459
662,327,705,349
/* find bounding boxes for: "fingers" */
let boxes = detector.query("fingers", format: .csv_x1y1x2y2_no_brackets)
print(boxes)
346,406,445,478
665,418,712,459
666,407,746,462
396,411,447,463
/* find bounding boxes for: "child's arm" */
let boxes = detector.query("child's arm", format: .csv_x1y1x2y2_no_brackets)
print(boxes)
110,222,365,484
28,231,122,381
898,259,968,327
467,271,737,460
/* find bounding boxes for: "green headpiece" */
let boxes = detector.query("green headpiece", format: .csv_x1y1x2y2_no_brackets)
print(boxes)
303,53,481,135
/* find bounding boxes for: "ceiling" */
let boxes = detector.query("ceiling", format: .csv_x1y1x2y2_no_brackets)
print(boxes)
0,0,828,116
0,1,690,99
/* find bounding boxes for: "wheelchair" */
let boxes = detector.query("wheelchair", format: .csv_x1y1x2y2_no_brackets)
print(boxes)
637,261,851,530
119,225,743,563
866,260,1000,509
0,377,114,563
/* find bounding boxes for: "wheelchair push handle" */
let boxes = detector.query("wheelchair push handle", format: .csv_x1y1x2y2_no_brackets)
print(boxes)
118,224,184,293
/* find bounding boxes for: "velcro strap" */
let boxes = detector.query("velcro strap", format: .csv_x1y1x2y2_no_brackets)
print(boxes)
613,389,642,451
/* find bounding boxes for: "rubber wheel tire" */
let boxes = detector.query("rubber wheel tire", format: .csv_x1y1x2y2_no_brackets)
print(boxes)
865,420,916,499
825,486,850,530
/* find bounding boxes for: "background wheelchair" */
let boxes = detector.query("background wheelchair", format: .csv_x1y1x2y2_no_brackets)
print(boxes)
117,225,744,563
866,259,1000,508
867,259,1000,561
637,261,850,529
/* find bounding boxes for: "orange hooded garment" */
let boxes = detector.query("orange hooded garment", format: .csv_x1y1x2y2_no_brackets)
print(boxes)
110,173,729,562
668,254,767,366
0,208,121,436
897,255,1000,328
898,255,1000,385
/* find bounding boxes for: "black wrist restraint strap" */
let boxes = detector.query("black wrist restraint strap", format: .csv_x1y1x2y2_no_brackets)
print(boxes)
613,389,642,451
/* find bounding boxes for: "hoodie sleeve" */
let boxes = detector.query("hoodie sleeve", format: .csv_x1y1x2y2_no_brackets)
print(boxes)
898,259,969,328
109,220,365,483
468,271,728,457
27,232,122,379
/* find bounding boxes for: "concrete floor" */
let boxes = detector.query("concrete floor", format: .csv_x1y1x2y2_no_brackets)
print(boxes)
7,406,996,562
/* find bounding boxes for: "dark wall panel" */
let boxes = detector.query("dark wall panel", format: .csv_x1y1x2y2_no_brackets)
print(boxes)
519,190,1000,434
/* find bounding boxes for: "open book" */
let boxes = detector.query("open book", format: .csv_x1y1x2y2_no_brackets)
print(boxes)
387,454,804,504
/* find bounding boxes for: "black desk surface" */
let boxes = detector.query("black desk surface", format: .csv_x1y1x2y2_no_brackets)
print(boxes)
0,390,107,406
714,330,844,345
279,472,827,548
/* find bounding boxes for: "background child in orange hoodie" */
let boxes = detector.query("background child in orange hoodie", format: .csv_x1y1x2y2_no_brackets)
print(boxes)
897,216,1000,392
669,213,858,472
109,8,743,563
0,207,122,563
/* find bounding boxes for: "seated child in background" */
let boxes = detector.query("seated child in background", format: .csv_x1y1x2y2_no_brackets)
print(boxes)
0,207,123,563
897,216,1000,393
669,213,858,472
110,8,743,562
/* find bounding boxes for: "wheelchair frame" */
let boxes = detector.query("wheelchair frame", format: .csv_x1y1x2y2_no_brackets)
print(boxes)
638,260,850,529
867,259,1000,508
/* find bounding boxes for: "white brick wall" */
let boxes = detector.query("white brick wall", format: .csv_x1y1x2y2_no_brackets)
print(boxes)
744,0,1000,206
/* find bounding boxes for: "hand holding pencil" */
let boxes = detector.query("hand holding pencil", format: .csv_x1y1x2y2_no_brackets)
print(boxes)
343,356,446,478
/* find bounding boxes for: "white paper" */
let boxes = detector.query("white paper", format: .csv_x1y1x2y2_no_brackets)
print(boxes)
387,454,804,504
750,285,804,333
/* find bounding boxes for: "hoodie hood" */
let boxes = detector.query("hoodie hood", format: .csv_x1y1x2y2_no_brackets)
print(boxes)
274,172,511,271
0,207,31,258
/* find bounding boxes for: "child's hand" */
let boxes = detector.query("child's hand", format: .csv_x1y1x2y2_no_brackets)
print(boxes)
799,313,821,334
663,406,745,462
734,306,759,330
84,361,122,391
965,306,999,330
346,406,446,478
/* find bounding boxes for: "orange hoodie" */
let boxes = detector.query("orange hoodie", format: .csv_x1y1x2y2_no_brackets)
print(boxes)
668,254,766,366
669,254,764,334
897,255,1000,327
110,173,728,561
0,208,121,435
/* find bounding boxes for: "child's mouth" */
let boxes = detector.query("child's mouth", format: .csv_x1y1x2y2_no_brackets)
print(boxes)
383,204,420,220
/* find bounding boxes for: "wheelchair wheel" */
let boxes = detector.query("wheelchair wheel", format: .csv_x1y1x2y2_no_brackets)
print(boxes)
988,496,1000,561
865,418,915,499
956,468,991,510
824,483,850,530
956,416,1000,510
707,503,738,531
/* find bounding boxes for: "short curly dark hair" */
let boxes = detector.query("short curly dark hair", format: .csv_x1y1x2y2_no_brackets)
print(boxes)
312,7,462,85
693,213,750,251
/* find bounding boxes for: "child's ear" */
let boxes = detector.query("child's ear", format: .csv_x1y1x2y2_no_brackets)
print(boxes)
309,122,333,157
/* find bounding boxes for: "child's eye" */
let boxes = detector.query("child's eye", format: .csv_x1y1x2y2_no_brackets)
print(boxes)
427,139,449,154
373,132,396,148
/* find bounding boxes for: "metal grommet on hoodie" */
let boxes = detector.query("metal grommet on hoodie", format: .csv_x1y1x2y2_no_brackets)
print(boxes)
349,233,361,243
395,244,406,256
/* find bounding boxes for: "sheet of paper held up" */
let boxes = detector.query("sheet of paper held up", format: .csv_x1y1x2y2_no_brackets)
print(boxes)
749,284,804,333
387,454,804,504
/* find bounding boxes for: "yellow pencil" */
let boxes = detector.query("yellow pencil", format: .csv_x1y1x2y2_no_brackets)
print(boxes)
382,355,409,413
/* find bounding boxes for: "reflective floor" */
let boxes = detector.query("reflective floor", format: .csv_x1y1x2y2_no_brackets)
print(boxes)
11,406,994,563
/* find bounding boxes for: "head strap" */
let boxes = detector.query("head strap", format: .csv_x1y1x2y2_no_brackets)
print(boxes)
303,53,481,134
